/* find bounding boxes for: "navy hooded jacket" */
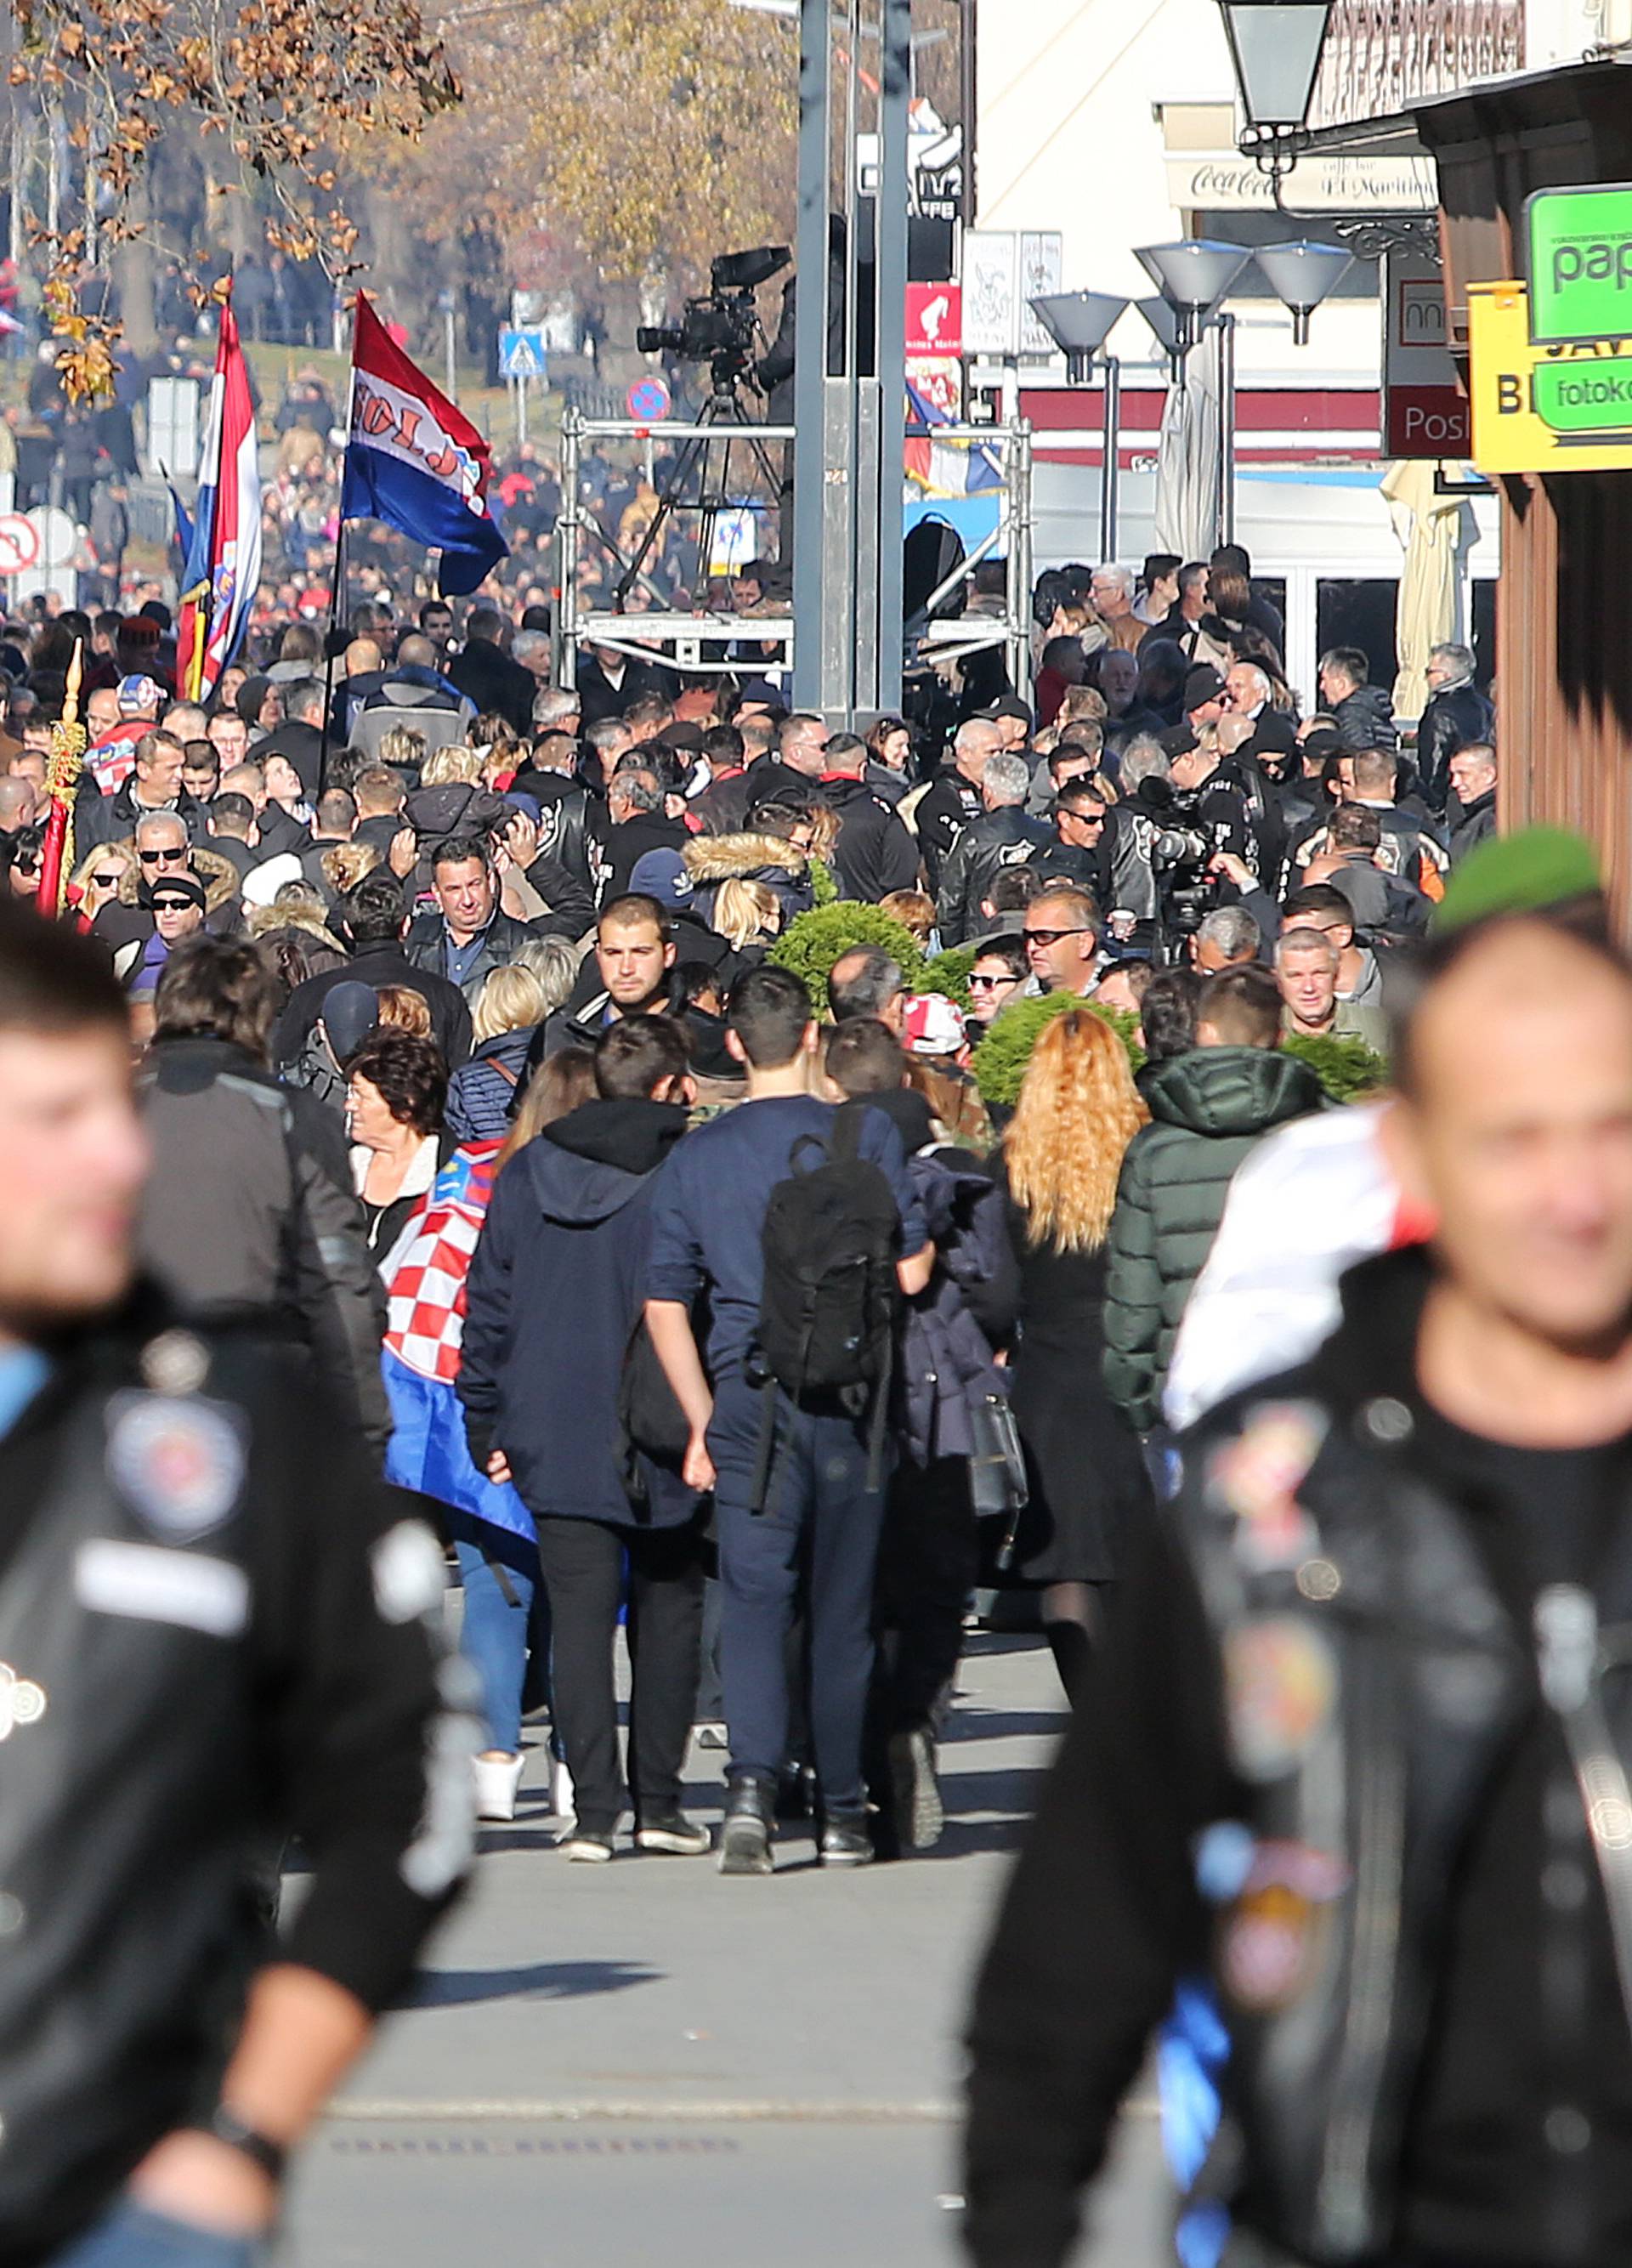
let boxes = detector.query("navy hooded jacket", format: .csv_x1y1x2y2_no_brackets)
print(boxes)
457,1097,697,1526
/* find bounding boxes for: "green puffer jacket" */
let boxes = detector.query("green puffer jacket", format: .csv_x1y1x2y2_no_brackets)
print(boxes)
1102,1045,1325,1432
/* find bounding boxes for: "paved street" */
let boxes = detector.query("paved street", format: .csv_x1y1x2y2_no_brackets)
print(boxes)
284,1630,1176,2266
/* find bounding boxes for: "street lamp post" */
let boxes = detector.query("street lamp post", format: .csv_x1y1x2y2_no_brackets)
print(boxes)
1138,241,1250,548
1253,239,1353,343
1028,290,1129,561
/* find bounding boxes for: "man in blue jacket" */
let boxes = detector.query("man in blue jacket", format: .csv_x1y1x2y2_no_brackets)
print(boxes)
459,1015,709,1864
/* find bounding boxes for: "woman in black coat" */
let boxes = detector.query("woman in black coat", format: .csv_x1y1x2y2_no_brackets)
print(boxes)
1000,1006,1153,1702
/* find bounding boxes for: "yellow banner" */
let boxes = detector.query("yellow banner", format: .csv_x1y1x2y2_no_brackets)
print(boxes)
1469,278,1632,473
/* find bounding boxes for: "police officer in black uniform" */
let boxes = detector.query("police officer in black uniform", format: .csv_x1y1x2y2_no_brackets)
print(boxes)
0,904,473,2268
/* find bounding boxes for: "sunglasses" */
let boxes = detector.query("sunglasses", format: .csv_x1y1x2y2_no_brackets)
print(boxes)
968,972,1020,991
150,897,195,914
92,871,122,888
139,847,188,866
1023,927,1089,948
14,856,41,876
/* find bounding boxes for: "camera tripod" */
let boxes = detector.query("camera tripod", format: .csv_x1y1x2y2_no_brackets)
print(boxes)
613,366,785,610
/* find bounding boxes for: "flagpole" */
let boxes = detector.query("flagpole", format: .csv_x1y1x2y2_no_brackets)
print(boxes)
320,309,360,789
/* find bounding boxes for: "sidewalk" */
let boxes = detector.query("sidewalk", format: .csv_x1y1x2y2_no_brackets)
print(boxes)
286,1630,1176,2265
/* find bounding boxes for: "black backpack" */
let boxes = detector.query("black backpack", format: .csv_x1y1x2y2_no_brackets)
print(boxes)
614,1313,692,1518
748,1102,901,1510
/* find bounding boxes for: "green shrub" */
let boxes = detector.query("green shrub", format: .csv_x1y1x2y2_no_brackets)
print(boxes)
808,855,839,908
971,993,1144,1110
921,944,976,1009
768,901,926,1018
1282,1030,1390,1103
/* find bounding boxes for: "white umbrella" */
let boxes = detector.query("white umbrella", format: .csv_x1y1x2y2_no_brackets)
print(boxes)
1153,341,1220,564
1381,456,1470,724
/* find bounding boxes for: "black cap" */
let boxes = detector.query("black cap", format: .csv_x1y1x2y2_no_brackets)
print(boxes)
984,695,1034,726
142,872,207,912
1182,664,1225,713
1158,723,1198,759
1248,711,1298,758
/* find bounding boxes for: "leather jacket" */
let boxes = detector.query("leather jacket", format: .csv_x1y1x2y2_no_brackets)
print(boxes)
1176,1352,1632,2263
0,1299,468,2259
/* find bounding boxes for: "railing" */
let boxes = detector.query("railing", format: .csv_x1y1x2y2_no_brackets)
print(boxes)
1306,0,1525,124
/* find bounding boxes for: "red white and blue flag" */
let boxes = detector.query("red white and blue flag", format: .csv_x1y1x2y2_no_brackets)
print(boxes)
177,294,262,701
340,294,507,597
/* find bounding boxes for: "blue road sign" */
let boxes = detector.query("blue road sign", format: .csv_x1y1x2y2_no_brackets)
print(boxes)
498,328,547,380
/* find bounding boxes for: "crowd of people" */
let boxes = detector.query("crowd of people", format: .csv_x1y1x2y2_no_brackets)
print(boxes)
42,530,1632,2268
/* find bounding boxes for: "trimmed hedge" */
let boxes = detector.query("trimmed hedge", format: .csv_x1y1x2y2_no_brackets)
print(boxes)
971,994,1145,1110
768,902,926,1018
1282,1030,1390,1102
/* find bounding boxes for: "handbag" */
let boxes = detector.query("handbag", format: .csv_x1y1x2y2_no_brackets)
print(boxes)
969,1389,1028,1570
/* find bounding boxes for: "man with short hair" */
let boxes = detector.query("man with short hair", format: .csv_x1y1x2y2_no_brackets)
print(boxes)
275,870,471,1070
745,711,830,810
1448,742,1499,865
83,673,162,795
600,764,686,902
969,912,1632,2268
544,893,681,1057
583,715,635,789
1418,641,1493,811
819,732,920,904
688,724,754,836
253,677,326,805
445,604,536,734
218,757,308,862
1318,644,1397,752
207,792,262,883
935,751,1050,947
181,740,220,805
1275,923,1388,1049
298,789,359,902
1334,746,1448,893
1102,960,1322,1432
1023,883,1104,998
574,639,679,730
0,900,464,2268
1282,882,1391,1018
207,707,251,771
510,727,594,895
1033,777,1110,899
1189,901,1261,975
645,965,932,1874
966,934,1028,1030
830,945,908,1035
405,836,541,1002
350,764,405,856
1090,564,1144,653
914,717,1002,894
80,727,205,851
530,685,581,737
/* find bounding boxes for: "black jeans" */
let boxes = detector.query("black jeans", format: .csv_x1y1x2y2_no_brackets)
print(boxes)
533,1514,706,1834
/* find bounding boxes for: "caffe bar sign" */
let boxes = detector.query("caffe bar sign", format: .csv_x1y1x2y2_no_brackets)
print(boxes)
1167,152,1437,213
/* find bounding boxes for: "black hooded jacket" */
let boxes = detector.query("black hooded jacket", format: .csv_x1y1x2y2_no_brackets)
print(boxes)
458,1097,696,1525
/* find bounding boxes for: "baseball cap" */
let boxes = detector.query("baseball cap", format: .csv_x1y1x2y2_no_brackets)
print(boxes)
320,980,380,1061
1432,825,1603,934
628,848,694,906
902,991,966,1057
117,673,162,717
1183,663,1226,714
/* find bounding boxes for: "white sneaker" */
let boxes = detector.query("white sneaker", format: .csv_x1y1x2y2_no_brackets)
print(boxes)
473,1751,524,1823
550,1755,575,1822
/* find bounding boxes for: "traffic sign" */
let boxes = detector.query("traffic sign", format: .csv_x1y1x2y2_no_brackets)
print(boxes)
1527,183,1632,345
0,513,40,576
1468,279,1632,473
905,282,961,359
626,376,671,425
497,327,547,380
1382,249,1469,459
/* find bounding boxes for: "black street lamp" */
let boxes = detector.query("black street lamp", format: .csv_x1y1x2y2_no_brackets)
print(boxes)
1216,0,1334,185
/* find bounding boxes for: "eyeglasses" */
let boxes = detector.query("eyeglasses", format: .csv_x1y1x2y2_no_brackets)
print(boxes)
139,847,188,866
968,972,1020,991
1023,927,1090,948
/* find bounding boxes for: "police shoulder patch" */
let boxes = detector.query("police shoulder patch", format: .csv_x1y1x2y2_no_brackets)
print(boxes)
105,1392,247,1542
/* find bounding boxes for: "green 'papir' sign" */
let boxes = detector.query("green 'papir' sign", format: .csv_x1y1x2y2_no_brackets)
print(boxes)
1528,184,1632,345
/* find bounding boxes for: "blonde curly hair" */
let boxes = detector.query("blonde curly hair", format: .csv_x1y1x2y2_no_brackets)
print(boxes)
1003,1008,1148,1252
